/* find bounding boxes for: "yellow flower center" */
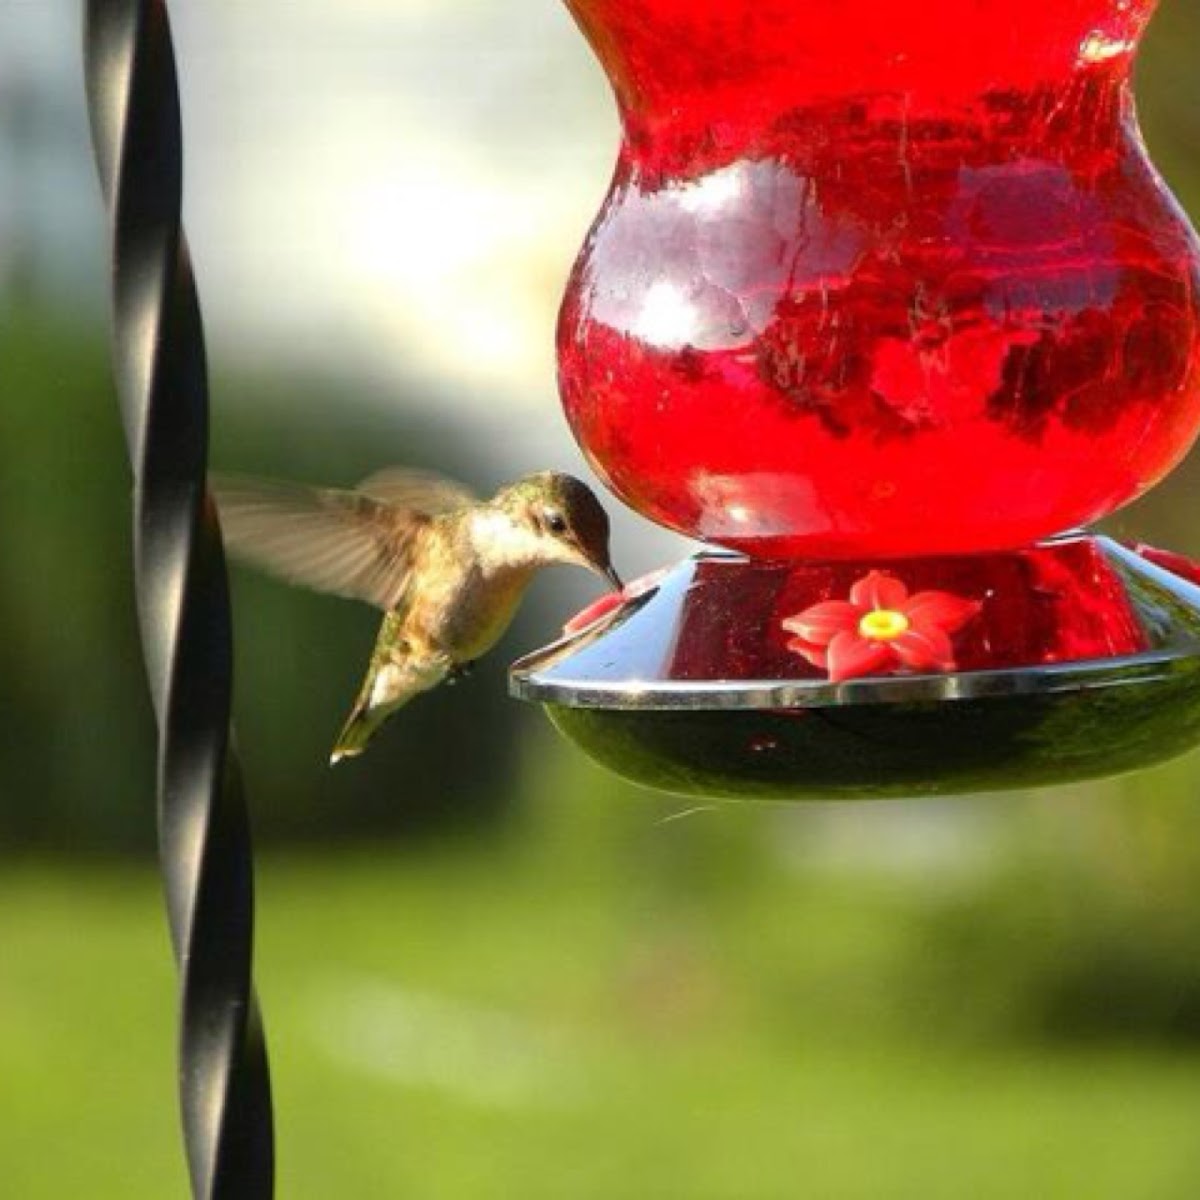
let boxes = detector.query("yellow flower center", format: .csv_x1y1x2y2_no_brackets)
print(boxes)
859,609,910,642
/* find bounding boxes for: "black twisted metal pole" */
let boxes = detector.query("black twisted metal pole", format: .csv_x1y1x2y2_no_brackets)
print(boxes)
83,2,275,1195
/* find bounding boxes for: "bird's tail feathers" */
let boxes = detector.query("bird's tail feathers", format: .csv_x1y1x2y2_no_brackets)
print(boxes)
330,703,381,765
329,656,448,765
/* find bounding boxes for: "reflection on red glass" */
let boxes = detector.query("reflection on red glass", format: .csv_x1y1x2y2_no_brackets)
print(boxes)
666,540,1148,681
559,0,1200,558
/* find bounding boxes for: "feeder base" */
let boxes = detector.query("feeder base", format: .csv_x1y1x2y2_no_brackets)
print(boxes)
510,537,1200,800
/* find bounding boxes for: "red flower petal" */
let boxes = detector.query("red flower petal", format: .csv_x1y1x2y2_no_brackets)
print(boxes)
849,570,908,611
562,568,671,637
903,590,982,635
781,600,862,646
892,624,956,672
563,590,625,636
827,632,894,683
786,636,829,670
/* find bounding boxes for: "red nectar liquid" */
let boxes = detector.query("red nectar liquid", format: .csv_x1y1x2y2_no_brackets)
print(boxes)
558,0,1200,558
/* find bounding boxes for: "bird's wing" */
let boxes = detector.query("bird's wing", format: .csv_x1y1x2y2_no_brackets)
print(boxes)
214,473,437,610
355,466,478,514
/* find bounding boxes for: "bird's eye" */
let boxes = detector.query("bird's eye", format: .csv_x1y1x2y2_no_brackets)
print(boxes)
544,509,568,535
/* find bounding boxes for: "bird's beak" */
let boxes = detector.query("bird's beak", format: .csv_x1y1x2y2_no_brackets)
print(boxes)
574,541,622,591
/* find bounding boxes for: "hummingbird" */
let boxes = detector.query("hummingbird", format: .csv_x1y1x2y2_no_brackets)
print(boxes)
214,466,622,764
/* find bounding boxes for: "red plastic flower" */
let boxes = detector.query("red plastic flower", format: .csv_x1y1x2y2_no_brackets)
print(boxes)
562,568,670,637
781,571,981,683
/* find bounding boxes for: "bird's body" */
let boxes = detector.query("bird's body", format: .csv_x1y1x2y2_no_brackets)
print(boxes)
214,468,620,763
331,510,543,760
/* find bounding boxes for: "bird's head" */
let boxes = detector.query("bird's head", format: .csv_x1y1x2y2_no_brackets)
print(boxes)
493,472,622,588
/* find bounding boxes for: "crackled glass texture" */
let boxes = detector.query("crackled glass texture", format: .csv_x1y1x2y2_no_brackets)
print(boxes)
558,0,1200,558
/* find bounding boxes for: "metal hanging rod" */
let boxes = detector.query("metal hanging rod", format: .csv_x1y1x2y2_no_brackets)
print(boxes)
83,1,275,1195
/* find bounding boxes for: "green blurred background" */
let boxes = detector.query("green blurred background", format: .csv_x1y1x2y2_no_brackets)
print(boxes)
4,3,1200,1197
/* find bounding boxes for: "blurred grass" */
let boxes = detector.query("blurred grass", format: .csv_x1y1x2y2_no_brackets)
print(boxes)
4,858,1200,1199
5,743,1200,1199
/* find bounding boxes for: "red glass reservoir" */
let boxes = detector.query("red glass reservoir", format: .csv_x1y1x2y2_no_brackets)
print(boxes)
558,0,1200,558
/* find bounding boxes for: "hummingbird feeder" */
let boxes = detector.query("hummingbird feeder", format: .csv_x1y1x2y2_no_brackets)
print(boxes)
511,0,1200,799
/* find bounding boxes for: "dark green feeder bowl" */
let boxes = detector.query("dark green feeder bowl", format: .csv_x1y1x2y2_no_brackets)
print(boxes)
510,537,1200,800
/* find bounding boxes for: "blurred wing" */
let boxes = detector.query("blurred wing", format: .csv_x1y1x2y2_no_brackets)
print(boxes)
214,474,429,610
356,466,477,514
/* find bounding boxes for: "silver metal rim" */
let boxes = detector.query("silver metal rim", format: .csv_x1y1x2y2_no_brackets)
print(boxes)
511,647,1195,710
